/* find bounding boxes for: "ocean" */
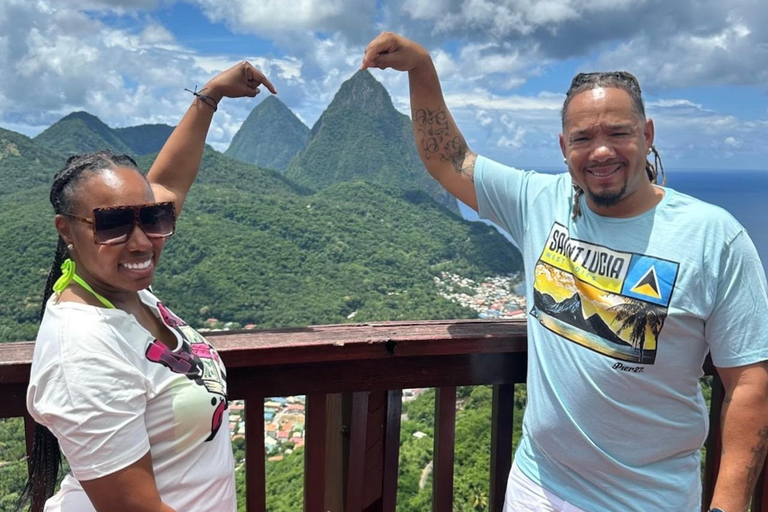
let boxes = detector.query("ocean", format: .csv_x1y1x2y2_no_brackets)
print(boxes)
459,168,768,275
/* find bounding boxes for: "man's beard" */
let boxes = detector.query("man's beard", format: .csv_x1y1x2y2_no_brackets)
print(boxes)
585,182,628,207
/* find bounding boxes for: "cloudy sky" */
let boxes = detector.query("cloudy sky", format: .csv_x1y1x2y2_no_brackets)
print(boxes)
1,0,767,170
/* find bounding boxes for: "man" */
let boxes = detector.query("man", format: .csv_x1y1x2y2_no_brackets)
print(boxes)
362,32,768,512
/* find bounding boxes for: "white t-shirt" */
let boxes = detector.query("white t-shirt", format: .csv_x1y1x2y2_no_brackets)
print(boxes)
27,290,236,512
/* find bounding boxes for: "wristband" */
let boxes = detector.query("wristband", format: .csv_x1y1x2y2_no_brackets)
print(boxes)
184,86,218,112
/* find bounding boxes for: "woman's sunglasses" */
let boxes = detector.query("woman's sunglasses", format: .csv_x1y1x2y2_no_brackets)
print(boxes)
62,202,176,245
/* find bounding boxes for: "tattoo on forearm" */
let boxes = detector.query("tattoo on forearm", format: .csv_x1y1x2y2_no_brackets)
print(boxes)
413,107,475,181
744,425,768,502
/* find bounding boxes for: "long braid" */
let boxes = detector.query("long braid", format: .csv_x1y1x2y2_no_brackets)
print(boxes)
18,150,139,512
647,145,666,186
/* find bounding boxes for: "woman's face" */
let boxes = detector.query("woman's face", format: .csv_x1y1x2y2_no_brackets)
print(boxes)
56,167,167,297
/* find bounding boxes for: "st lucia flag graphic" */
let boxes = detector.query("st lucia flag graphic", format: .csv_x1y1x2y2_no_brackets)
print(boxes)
621,254,679,307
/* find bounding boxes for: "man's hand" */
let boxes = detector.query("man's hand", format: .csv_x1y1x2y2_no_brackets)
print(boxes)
202,61,277,103
361,31,478,210
362,32,430,72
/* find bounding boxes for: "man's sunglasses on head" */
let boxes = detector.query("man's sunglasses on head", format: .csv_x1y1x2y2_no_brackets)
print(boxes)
63,202,176,245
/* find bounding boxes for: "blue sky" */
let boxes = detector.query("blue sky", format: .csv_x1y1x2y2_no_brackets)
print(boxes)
1,0,767,170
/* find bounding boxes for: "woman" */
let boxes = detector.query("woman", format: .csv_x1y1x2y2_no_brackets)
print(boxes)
22,61,276,512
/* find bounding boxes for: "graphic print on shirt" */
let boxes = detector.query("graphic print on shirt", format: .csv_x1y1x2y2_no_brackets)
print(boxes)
145,302,228,441
530,222,680,364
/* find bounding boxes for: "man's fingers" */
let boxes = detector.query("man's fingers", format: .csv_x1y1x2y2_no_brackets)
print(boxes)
371,52,397,70
362,33,397,69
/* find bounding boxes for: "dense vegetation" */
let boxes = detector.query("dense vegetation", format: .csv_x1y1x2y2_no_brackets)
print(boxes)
225,96,309,170
0,129,63,196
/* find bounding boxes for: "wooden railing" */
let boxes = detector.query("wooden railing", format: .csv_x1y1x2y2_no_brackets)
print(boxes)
0,319,765,511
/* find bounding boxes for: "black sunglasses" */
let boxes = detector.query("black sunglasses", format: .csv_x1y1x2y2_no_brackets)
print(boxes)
63,202,176,245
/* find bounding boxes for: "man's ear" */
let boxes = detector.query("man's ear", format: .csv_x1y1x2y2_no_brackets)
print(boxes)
645,118,655,148
559,133,567,159
55,215,74,246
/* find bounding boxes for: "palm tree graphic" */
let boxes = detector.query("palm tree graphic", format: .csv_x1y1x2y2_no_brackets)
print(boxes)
609,299,665,361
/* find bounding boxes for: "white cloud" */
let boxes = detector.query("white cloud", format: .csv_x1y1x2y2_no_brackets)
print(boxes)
476,110,493,127
193,0,377,42
497,125,527,150
588,6,768,89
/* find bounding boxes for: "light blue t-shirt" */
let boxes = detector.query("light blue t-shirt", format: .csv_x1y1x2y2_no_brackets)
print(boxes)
475,155,768,512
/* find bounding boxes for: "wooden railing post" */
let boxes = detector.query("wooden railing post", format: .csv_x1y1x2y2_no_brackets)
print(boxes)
490,384,515,512
324,393,346,512
703,375,724,512
245,397,267,512
345,392,370,512
381,389,403,512
433,387,457,512
305,393,328,512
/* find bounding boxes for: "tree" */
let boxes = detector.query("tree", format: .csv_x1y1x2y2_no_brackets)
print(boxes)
609,299,665,361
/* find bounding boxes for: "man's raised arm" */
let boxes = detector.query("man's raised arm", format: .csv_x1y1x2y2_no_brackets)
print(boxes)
362,32,478,211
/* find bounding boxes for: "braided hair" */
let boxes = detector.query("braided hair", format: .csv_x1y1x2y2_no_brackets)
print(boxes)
18,150,140,511
561,71,666,219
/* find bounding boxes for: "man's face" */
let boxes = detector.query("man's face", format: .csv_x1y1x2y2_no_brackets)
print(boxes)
560,87,655,217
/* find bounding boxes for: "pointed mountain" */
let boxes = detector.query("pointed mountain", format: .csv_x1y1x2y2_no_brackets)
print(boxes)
284,70,457,212
33,111,134,157
225,96,309,170
115,124,175,156
0,127,64,195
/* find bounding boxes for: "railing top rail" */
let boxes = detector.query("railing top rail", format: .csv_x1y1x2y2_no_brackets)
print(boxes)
0,319,529,385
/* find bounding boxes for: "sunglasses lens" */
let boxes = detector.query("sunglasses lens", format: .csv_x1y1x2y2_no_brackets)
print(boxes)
139,203,175,238
93,208,134,244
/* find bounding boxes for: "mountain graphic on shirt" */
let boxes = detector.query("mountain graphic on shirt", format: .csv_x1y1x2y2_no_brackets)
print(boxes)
533,289,630,347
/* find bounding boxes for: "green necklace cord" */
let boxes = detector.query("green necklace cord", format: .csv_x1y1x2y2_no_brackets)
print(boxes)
53,258,116,310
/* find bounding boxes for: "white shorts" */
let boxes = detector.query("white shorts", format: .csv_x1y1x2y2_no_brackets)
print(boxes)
503,463,588,512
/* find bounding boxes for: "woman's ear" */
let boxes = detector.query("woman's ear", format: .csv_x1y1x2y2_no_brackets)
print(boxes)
54,215,74,246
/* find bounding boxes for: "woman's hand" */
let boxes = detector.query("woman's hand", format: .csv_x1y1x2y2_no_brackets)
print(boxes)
202,61,277,103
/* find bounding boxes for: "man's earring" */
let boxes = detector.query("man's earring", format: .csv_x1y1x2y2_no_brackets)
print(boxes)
67,244,73,251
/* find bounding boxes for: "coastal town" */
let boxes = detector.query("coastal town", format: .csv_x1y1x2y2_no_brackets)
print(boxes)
434,271,527,319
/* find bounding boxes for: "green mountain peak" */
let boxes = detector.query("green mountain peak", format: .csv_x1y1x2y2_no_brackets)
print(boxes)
325,69,394,114
225,96,309,170
285,70,457,212
33,110,134,157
